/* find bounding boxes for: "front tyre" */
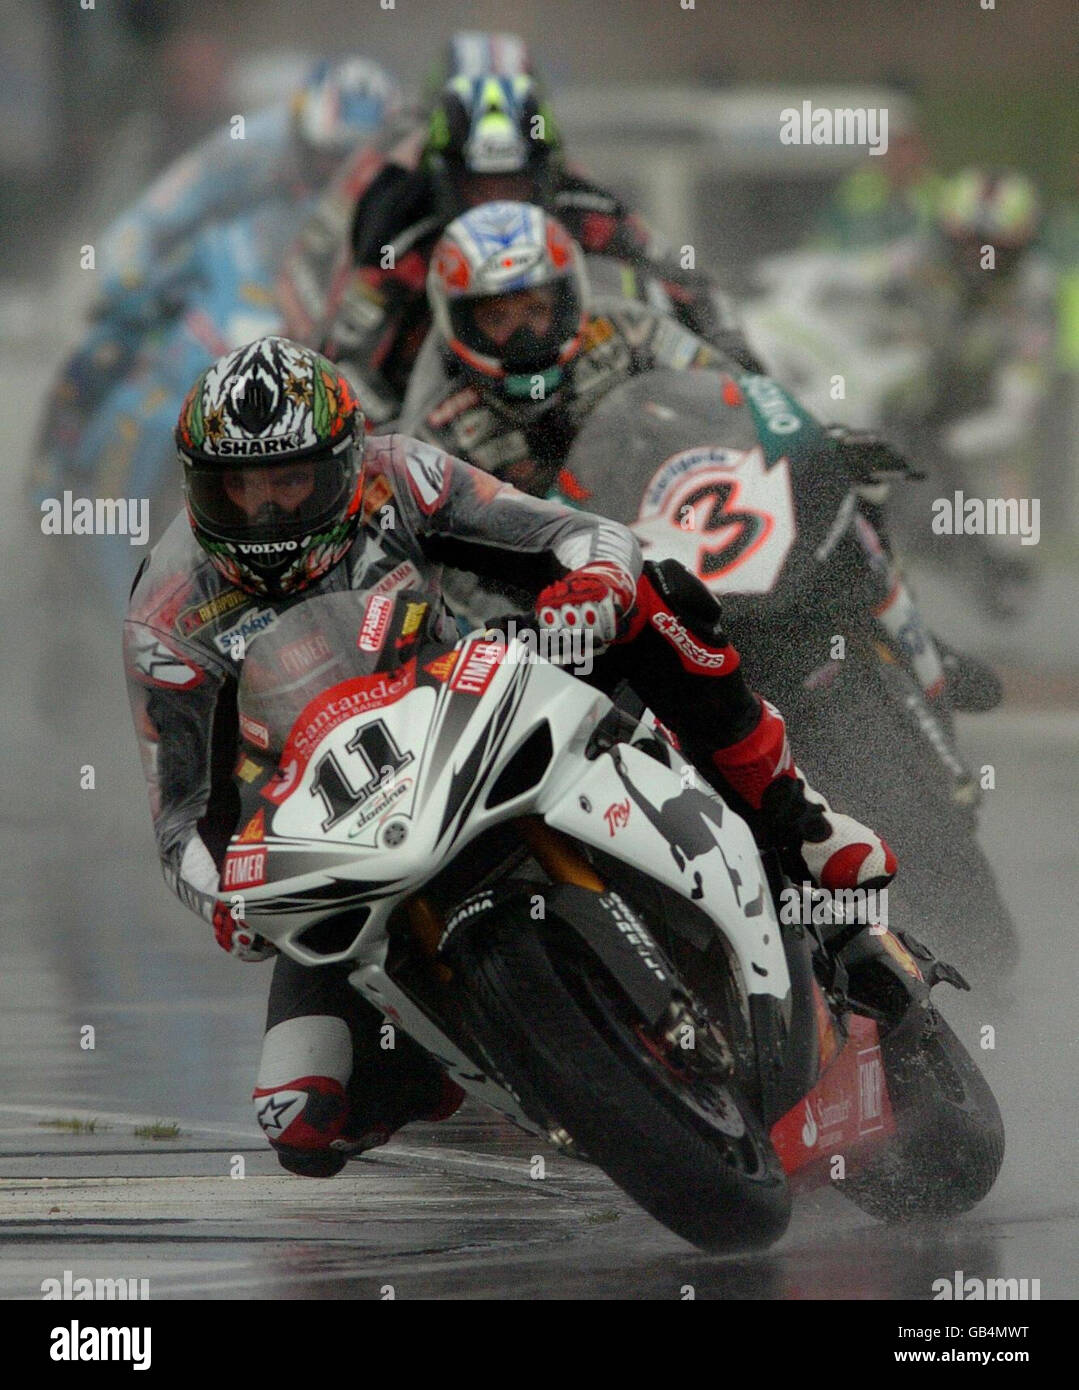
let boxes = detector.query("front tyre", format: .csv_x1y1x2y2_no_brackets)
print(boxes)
447,904,791,1253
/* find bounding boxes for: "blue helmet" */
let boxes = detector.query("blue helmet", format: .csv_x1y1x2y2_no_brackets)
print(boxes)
292,56,403,157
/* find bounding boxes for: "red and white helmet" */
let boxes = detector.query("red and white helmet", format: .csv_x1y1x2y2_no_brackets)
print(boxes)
427,200,589,401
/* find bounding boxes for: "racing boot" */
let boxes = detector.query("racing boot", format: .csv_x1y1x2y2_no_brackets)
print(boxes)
253,1015,353,1177
709,697,898,896
255,1015,466,1178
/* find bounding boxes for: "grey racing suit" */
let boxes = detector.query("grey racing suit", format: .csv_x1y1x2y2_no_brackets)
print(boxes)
124,433,639,924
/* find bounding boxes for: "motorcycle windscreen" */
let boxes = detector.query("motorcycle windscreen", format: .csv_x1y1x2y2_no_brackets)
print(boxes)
560,366,845,603
236,588,435,756
560,367,758,525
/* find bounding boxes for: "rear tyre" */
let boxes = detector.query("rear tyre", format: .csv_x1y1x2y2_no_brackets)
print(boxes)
448,903,791,1253
840,1006,1004,1222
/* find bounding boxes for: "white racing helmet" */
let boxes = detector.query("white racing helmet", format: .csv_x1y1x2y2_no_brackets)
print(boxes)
427,200,589,402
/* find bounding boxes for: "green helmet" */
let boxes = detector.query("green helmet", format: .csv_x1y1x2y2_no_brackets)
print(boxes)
424,73,560,219
937,169,1042,272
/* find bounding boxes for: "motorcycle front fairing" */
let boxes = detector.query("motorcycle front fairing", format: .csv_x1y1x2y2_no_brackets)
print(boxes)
229,590,790,1003
536,742,789,1001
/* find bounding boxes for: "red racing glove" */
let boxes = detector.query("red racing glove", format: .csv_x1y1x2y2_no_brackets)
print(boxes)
213,898,277,963
535,562,637,648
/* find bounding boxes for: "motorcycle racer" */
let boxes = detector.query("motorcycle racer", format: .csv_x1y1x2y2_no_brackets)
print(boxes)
278,65,761,426
401,201,728,494
880,168,1056,618
124,335,895,1175
32,56,403,503
400,202,951,691
270,29,532,356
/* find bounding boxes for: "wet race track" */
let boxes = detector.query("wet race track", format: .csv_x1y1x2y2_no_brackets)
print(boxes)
2,311,1077,1301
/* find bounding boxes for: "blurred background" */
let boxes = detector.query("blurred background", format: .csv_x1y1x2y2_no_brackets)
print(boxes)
0,0,1075,1299
8,1,1078,251
6,0,1078,527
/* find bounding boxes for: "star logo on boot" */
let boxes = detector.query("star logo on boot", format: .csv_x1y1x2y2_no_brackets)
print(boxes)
255,1090,305,1137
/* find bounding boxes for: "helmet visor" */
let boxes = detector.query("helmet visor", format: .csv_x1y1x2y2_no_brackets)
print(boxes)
185,443,358,548
449,280,581,374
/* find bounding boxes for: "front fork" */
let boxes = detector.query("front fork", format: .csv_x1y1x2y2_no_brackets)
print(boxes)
404,817,606,972
413,817,735,1078
872,642,981,809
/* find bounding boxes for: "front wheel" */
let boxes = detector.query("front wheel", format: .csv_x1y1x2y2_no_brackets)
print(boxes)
447,903,791,1253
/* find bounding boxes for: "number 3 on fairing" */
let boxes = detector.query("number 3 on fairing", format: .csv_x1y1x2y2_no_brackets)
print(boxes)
637,451,796,596
680,479,772,580
310,720,413,830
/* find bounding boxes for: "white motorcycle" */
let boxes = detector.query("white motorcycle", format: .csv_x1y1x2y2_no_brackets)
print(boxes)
225,587,1002,1251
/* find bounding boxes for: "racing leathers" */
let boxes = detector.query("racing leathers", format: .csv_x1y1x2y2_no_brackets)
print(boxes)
277,132,761,425
125,435,893,1173
401,295,725,507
